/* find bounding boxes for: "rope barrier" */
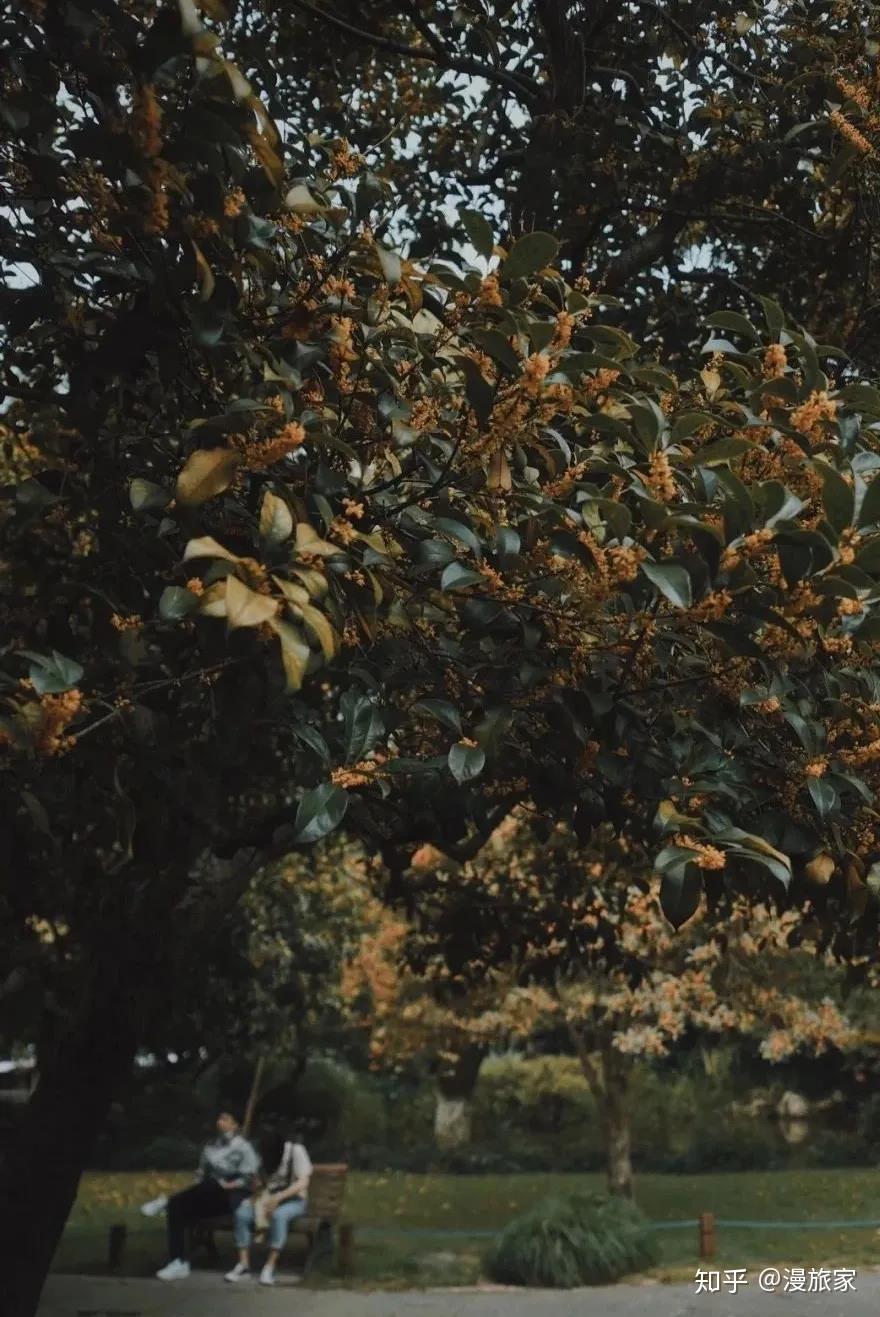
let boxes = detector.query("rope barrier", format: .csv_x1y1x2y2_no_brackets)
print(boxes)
346,1216,880,1238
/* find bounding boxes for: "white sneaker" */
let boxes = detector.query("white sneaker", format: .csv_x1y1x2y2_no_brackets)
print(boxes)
140,1194,168,1218
156,1258,190,1281
225,1263,252,1283
259,1264,276,1286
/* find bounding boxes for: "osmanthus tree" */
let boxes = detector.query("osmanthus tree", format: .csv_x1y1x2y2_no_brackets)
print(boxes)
5,1,880,1311
216,0,880,365
341,882,496,1148
394,813,857,1197
164,835,386,1081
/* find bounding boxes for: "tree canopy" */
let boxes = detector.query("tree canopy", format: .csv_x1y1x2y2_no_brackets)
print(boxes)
207,0,880,363
4,2,880,1311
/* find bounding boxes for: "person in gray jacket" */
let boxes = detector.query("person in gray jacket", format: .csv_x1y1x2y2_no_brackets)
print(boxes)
156,1111,259,1281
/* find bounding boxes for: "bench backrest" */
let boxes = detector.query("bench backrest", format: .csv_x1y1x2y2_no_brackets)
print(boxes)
306,1163,348,1222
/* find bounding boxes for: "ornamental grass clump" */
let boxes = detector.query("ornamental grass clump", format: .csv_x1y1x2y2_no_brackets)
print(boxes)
487,1191,659,1288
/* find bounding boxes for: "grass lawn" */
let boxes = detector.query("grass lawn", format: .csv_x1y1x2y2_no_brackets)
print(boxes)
53,1167,880,1288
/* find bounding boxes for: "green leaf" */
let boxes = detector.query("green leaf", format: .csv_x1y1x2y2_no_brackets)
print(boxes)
839,382,880,415
475,707,514,760
433,517,483,558
412,699,462,736
441,562,484,590
159,586,198,621
455,354,494,427
341,689,383,762
24,650,84,695
129,478,169,512
757,295,785,339
641,562,693,608
502,231,559,281
294,782,349,843
448,741,486,784
855,537,880,573
660,867,702,929
691,436,754,466
808,777,838,820
671,412,716,443
815,461,854,534
469,327,520,374
459,208,494,260
857,474,880,529
376,243,402,284
704,310,760,341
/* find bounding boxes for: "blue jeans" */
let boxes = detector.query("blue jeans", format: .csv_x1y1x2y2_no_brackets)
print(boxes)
234,1196,307,1252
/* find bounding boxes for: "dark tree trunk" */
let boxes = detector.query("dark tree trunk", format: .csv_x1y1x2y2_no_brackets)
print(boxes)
0,983,136,1317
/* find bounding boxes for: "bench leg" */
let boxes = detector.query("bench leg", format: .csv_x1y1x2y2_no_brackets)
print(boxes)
108,1223,127,1271
301,1226,316,1275
338,1223,354,1277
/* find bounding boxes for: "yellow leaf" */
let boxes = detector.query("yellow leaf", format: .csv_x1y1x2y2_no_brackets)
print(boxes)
259,490,293,545
183,535,240,563
295,522,340,557
269,616,310,691
284,183,326,215
805,853,834,886
198,580,227,618
300,602,337,659
191,241,215,302
222,59,251,102
701,366,722,400
290,566,328,598
176,448,239,506
488,449,512,492
364,569,384,607
225,575,278,628
273,576,310,608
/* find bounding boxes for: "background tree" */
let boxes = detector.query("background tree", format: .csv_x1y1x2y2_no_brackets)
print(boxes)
397,812,857,1196
343,885,494,1149
6,3,880,1312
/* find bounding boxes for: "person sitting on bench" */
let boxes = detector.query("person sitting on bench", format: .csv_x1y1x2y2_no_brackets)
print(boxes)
156,1110,259,1281
225,1129,313,1286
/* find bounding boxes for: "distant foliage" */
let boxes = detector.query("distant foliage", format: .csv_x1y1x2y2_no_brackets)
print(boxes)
487,1191,659,1287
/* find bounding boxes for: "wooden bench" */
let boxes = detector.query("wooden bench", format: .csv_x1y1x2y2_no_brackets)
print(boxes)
188,1162,353,1275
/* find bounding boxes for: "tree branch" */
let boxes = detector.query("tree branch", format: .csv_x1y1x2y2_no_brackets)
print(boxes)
601,212,685,292
290,0,540,103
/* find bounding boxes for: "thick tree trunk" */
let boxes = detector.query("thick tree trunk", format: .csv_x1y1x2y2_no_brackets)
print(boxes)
0,986,136,1317
601,1049,633,1199
571,1034,634,1199
603,1091,634,1199
433,1045,484,1151
434,1093,474,1149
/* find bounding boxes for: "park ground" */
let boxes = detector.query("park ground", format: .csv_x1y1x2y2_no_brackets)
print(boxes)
54,1167,880,1288
37,1271,880,1317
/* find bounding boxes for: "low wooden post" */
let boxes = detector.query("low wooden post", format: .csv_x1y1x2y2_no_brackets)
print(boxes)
698,1211,716,1260
108,1223,127,1271
338,1222,354,1276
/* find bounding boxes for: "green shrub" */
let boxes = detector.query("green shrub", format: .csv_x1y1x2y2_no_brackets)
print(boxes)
486,1191,659,1288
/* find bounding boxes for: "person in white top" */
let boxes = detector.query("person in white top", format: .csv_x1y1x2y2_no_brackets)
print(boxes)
225,1130,312,1286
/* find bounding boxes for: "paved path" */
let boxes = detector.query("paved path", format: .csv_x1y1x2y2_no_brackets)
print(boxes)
37,1273,880,1317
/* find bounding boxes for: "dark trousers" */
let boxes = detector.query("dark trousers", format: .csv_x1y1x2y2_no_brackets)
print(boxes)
166,1179,245,1260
